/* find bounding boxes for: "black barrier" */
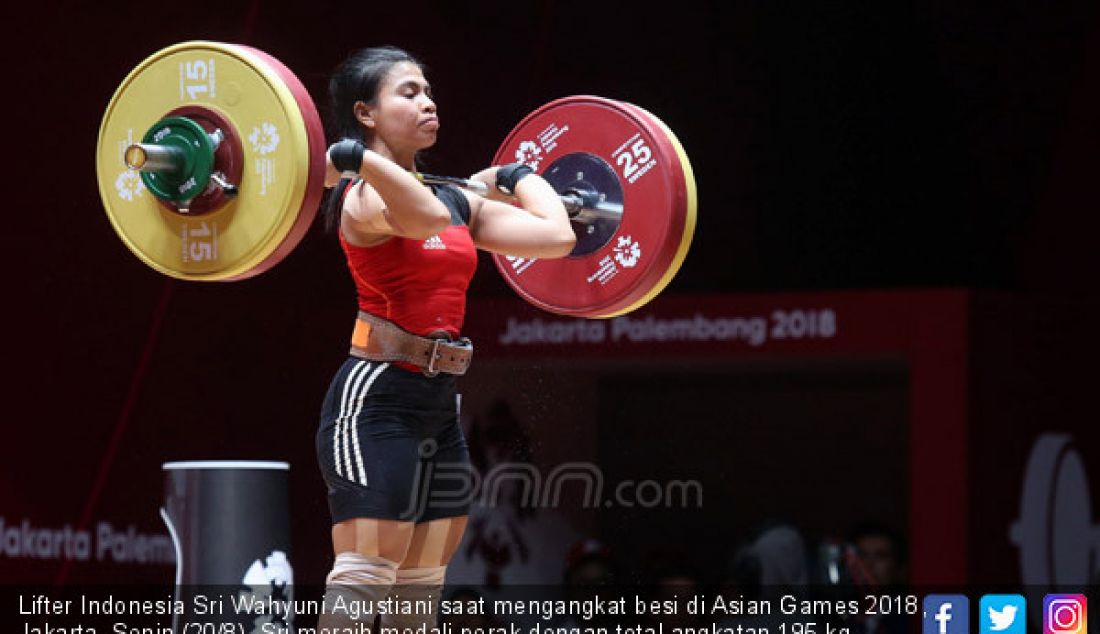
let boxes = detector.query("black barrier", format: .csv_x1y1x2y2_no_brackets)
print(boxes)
160,460,295,632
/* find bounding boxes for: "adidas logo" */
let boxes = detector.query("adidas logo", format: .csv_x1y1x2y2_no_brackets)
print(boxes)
423,235,446,250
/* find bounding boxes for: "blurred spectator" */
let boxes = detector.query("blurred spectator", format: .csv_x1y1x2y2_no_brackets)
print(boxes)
744,523,810,587
642,556,703,630
457,398,539,589
563,537,615,588
550,538,619,630
846,522,909,634
718,523,810,632
847,521,908,587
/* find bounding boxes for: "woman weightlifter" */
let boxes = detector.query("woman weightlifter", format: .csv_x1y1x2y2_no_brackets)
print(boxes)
315,45,575,631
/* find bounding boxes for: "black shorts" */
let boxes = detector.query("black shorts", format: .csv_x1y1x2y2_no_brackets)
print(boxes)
316,358,472,523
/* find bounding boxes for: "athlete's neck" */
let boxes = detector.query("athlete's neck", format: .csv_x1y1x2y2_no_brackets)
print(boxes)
367,141,416,171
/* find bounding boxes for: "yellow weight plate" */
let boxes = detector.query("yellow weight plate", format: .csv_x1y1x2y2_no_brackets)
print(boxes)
96,41,315,281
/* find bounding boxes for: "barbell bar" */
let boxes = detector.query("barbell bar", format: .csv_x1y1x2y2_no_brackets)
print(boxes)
95,41,696,317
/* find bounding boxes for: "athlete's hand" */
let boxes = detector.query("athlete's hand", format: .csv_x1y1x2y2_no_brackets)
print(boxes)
326,139,368,188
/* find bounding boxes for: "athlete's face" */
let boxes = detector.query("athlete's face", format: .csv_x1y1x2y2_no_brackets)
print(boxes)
359,62,438,154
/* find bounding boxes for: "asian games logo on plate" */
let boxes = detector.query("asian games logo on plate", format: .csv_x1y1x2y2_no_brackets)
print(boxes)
515,140,542,170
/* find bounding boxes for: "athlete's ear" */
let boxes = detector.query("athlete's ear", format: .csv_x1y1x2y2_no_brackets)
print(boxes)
354,101,376,130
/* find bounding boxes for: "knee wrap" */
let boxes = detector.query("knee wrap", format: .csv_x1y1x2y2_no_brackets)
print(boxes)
326,552,400,586
318,552,400,630
380,565,448,631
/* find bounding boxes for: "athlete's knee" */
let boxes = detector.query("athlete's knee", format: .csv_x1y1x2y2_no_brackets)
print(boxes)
381,565,448,628
319,553,400,628
326,551,400,586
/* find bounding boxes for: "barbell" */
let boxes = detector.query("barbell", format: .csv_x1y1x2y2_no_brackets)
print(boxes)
95,41,697,318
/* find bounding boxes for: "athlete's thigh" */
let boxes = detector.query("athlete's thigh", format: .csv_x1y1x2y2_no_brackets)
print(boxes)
332,517,416,563
400,516,469,568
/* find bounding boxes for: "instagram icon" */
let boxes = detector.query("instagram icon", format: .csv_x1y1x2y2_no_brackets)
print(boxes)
1044,595,1088,634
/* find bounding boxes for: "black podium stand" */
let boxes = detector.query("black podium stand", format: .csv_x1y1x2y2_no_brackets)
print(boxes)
160,460,295,633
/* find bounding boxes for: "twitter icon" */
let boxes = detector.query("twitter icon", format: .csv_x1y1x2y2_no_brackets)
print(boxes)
981,595,1027,634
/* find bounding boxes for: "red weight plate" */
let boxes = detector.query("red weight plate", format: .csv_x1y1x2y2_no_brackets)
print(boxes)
492,96,691,317
604,99,696,318
223,45,326,281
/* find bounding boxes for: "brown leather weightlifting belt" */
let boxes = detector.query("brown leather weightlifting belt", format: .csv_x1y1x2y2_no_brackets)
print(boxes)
350,311,473,376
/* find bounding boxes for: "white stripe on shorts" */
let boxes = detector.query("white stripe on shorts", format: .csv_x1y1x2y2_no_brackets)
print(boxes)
334,361,370,479
346,363,389,485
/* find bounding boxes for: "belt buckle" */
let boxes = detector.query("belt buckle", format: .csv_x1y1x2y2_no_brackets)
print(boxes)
424,338,444,377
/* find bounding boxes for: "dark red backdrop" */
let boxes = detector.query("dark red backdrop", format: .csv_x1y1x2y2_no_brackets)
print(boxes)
3,0,1099,591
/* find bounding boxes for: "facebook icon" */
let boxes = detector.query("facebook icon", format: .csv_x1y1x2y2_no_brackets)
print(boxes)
924,595,971,634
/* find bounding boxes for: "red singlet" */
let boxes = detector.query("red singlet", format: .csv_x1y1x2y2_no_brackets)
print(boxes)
339,185,478,339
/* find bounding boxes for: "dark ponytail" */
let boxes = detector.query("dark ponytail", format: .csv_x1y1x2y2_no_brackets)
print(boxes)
322,46,424,232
